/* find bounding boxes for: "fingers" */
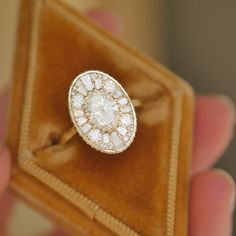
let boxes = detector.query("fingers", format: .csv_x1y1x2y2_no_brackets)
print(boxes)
192,96,235,175
86,9,122,35
189,169,235,236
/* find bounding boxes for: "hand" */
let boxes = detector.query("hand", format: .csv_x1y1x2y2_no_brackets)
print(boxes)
0,10,235,236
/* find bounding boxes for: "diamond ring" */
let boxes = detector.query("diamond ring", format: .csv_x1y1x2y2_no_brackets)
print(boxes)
62,70,137,154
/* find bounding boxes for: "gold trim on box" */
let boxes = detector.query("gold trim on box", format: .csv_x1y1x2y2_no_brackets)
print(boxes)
18,1,183,235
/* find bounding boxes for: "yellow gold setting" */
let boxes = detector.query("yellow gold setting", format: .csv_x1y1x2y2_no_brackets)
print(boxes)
68,70,137,154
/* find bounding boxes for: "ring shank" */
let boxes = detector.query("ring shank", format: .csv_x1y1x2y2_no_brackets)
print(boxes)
59,126,77,145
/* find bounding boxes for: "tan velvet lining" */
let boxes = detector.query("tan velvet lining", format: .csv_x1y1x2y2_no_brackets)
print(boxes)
6,0,194,235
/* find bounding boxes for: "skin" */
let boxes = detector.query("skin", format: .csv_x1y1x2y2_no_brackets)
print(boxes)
0,9,235,236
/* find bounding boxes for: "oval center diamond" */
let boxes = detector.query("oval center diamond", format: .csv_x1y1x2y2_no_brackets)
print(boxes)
89,92,118,127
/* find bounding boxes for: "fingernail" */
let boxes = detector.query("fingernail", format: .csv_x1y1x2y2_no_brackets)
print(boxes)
214,95,236,125
214,169,236,212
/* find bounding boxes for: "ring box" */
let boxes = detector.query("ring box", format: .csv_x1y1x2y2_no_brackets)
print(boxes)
6,0,194,235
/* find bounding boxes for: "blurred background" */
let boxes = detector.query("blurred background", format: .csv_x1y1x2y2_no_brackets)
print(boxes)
0,0,235,235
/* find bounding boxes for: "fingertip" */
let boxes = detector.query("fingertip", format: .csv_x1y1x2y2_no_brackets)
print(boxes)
86,9,122,35
190,170,235,236
216,95,236,121
0,146,11,195
213,169,236,210
192,95,235,175
192,169,236,212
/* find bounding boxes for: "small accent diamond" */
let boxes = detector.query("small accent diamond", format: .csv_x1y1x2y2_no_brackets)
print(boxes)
73,95,84,108
111,132,123,149
103,133,110,144
113,104,119,111
113,90,122,98
74,110,84,117
77,117,87,126
90,73,97,80
77,86,87,96
121,114,133,125
104,80,116,93
81,75,93,91
118,98,128,105
120,106,131,113
95,79,102,89
117,127,127,136
104,143,113,150
81,123,91,133
89,129,102,143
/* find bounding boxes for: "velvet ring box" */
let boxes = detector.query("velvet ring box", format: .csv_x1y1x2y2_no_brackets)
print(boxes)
6,0,194,235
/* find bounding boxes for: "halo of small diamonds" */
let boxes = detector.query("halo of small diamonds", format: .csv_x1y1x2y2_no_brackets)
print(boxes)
68,71,137,154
